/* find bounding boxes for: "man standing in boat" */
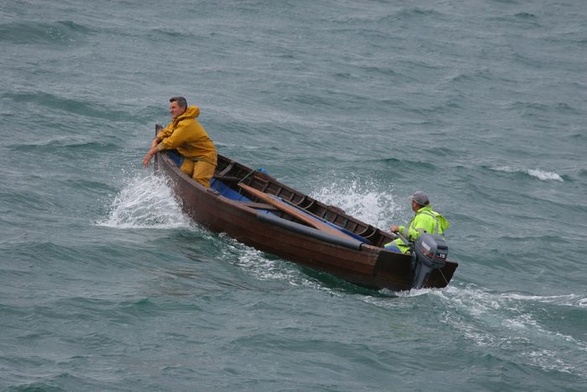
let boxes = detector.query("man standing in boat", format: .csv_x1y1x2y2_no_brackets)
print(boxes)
384,191,450,253
142,96,217,188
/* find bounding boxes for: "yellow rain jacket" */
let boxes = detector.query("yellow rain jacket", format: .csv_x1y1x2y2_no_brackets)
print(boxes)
155,105,217,166
390,205,450,254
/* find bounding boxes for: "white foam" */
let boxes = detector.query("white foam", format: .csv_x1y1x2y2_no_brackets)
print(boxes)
500,292,587,307
219,235,332,291
431,285,587,375
97,172,192,229
492,166,563,182
527,168,564,182
311,178,400,228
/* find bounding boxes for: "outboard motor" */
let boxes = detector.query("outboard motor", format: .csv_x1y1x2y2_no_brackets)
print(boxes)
411,233,448,289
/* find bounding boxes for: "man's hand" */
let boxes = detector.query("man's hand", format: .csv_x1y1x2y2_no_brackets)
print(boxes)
143,147,157,167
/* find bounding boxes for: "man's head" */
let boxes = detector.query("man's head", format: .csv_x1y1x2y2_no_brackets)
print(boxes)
410,191,429,210
169,96,188,119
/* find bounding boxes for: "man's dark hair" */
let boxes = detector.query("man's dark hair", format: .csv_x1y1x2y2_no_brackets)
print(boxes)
170,96,188,109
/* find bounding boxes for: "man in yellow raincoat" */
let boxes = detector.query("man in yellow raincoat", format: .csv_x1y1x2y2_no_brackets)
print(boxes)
143,96,217,188
384,191,450,253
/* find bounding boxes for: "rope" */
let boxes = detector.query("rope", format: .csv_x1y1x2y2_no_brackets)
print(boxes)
437,267,450,286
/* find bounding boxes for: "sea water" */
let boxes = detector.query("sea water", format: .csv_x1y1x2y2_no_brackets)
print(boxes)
1,1,586,390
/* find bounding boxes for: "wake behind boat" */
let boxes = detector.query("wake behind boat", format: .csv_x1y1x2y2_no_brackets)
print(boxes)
154,148,458,292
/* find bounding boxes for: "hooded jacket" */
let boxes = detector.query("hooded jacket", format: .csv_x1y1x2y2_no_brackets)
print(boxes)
391,205,450,254
155,105,217,166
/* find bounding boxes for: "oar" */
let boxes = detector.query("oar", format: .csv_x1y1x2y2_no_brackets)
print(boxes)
278,196,371,244
238,183,351,239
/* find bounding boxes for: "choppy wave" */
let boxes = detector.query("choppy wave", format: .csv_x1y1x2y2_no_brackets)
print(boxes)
363,283,587,378
438,286,587,375
4,91,130,120
492,166,564,182
0,20,90,46
3,0,587,390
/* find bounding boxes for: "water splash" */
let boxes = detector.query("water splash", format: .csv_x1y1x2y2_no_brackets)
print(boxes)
311,178,400,228
97,172,192,229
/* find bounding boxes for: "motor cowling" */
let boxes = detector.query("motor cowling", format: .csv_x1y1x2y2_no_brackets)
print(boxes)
412,233,448,289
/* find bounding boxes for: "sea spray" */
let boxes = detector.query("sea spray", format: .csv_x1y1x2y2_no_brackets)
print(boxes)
311,178,401,229
98,172,191,229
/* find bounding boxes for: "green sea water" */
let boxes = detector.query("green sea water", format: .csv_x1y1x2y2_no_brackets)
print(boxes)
1,1,586,391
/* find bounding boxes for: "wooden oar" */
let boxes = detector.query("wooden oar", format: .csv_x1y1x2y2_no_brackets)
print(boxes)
238,183,350,239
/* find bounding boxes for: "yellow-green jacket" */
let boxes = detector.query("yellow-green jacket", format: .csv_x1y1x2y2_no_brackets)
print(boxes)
155,105,217,166
391,205,450,254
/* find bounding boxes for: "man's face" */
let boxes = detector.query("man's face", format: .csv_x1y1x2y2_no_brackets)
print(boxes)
169,101,185,119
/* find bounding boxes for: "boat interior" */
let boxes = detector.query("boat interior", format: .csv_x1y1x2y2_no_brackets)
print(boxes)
209,154,395,248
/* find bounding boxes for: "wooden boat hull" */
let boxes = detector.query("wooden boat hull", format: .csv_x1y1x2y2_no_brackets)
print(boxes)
154,151,457,291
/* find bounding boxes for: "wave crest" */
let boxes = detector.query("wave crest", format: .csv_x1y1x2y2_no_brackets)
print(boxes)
492,166,563,182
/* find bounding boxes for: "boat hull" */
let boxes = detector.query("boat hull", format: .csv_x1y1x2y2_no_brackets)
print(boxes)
155,152,457,291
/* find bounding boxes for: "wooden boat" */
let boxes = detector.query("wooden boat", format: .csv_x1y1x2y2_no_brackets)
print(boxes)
154,149,458,292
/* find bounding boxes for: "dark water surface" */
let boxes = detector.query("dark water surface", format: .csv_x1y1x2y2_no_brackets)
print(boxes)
1,1,586,391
